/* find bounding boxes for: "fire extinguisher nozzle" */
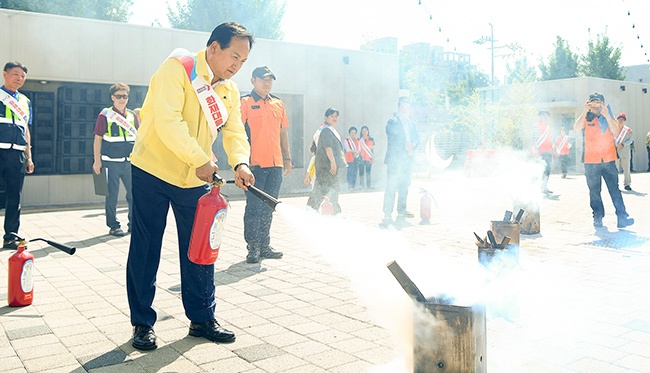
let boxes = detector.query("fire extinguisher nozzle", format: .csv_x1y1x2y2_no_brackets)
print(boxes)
29,238,76,255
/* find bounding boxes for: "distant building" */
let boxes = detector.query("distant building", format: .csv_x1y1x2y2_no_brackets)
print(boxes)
624,64,650,84
2,10,399,207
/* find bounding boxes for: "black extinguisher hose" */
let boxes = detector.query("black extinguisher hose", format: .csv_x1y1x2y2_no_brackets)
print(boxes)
29,238,76,255
212,173,281,211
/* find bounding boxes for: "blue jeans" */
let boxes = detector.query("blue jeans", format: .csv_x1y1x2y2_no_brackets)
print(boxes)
383,163,413,217
584,161,628,220
126,166,214,327
104,161,132,230
358,160,372,188
346,160,359,189
244,166,282,248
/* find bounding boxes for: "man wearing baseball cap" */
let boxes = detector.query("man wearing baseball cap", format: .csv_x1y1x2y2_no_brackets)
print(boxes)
240,66,292,263
573,93,634,229
615,112,633,191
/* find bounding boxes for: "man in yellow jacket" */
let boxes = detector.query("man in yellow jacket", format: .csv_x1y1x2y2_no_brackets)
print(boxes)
126,22,255,351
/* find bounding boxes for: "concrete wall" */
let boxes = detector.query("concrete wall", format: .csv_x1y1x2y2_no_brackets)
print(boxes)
0,9,399,207
482,77,650,173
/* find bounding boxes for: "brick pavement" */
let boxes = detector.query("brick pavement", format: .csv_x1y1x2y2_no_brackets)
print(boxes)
1,169,649,372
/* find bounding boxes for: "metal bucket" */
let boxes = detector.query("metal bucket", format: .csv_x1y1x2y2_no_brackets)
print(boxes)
514,203,540,235
414,302,487,372
490,220,520,247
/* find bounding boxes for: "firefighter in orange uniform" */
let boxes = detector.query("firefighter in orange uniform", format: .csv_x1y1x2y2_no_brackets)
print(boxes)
240,66,291,263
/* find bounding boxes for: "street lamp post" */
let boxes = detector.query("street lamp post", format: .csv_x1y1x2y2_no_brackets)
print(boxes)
474,23,495,86
489,23,494,86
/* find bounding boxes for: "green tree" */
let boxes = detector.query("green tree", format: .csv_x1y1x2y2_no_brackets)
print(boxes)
581,34,626,80
505,56,537,84
539,36,580,80
168,0,285,40
0,0,133,22
445,68,490,106
492,83,537,149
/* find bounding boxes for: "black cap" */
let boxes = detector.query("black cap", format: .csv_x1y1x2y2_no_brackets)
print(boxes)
589,93,605,102
252,66,276,80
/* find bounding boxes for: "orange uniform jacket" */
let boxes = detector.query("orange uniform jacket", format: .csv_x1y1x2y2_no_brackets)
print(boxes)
583,117,617,164
240,92,289,168
554,135,571,156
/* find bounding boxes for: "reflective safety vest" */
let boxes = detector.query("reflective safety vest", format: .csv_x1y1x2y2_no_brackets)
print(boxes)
101,107,136,162
0,92,30,151
584,117,617,164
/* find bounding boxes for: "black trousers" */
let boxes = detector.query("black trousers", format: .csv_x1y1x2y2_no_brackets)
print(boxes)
0,149,26,241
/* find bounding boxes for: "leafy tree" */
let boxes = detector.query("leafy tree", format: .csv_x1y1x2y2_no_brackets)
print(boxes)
493,83,537,149
581,34,626,80
539,36,580,80
505,56,537,84
445,67,490,106
168,0,285,40
0,0,133,22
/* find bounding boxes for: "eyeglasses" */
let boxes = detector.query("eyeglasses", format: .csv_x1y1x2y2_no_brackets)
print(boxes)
113,94,129,99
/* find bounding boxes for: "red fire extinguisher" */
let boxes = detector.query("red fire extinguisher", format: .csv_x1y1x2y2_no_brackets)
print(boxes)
6,234,74,307
188,175,229,265
419,188,436,225
319,196,334,215
8,237,34,307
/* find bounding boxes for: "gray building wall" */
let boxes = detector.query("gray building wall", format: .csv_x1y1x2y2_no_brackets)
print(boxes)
481,76,650,173
0,9,399,207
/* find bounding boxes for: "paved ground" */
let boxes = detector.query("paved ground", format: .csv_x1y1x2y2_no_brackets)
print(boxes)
1,167,650,373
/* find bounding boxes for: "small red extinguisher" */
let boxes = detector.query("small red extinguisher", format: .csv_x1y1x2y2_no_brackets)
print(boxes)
188,174,229,265
8,237,34,307
419,188,436,225
319,196,334,215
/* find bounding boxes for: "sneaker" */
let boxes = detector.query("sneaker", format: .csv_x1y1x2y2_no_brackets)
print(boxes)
593,217,603,228
109,227,126,237
562,173,567,179
189,319,235,343
260,245,283,259
617,217,635,228
403,211,415,218
2,239,18,250
624,185,632,191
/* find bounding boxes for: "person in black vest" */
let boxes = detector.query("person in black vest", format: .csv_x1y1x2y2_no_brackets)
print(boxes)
0,61,34,249
93,83,139,236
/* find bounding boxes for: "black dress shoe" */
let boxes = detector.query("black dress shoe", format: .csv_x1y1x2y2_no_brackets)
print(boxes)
132,325,157,351
260,245,283,259
2,239,18,250
189,319,235,343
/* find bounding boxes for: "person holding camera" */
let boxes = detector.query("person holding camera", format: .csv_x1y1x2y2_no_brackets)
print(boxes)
573,93,634,229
